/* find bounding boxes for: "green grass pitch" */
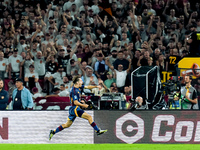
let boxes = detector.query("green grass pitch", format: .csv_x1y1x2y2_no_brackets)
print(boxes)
1,144,200,150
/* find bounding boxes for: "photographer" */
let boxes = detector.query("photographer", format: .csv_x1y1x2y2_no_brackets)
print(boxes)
181,75,198,109
127,96,147,110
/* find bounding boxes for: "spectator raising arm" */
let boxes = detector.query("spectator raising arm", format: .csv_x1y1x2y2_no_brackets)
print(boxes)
96,15,106,28
126,59,132,73
183,2,189,19
105,57,116,79
146,15,154,34
62,12,69,27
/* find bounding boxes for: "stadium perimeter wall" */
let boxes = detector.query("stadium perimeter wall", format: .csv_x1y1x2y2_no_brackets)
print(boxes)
0,111,200,144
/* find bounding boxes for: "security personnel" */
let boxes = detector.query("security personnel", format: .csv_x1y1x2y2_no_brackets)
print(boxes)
10,78,33,110
0,79,9,110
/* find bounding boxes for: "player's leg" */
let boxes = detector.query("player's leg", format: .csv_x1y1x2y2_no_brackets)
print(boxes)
81,112,107,135
49,109,76,140
49,120,73,140
62,119,73,128
81,112,93,124
54,119,73,133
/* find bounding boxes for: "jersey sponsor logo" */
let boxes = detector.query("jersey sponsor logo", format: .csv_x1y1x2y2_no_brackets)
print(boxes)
2,63,6,66
40,60,43,63
74,95,78,99
16,60,20,63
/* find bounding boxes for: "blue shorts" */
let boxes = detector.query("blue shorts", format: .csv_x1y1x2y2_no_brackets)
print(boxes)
68,106,85,122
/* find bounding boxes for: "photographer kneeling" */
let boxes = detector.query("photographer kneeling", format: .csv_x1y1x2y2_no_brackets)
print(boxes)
127,96,147,110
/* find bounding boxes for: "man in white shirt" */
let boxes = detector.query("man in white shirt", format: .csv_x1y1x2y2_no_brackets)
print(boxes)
8,48,23,79
32,87,43,100
67,59,82,77
107,58,132,93
16,36,27,54
42,33,53,46
81,26,96,42
0,52,9,79
63,0,77,11
48,65,67,88
58,84,70,97
34,51,46,78
63,76,72,94
91,0,100,14
45,84,70,97
97,28,106,43
24,64,39,81
21,52,34,76
24,64,40,92
81,65,98,94
121,32,130,47
70,3,79,18
67,31,77,48
56,31,66,46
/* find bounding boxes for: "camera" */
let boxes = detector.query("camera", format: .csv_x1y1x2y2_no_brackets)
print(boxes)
129,99,140,110
80,98,98,110
86,100,98,110
160,76,183,94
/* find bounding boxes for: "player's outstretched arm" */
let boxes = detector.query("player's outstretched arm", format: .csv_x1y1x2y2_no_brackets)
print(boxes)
84,85,100,89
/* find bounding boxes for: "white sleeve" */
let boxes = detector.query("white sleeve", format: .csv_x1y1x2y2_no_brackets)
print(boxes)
124,70,127,76
58,90,69,97
72,54,78,61
25,73,29,78
63,72,66,77
35,73,39,79
19,55,23,62
52,73,57,78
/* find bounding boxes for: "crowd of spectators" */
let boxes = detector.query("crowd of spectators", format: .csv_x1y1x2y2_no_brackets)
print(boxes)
0,0,200,104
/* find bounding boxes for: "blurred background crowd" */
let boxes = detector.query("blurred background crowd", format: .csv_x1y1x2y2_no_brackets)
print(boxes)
0,0,200,104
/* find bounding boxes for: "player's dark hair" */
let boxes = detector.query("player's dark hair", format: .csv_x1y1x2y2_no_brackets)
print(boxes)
73,76,80,84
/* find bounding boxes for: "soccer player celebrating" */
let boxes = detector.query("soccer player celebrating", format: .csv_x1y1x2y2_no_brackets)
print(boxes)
49,76,107,140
